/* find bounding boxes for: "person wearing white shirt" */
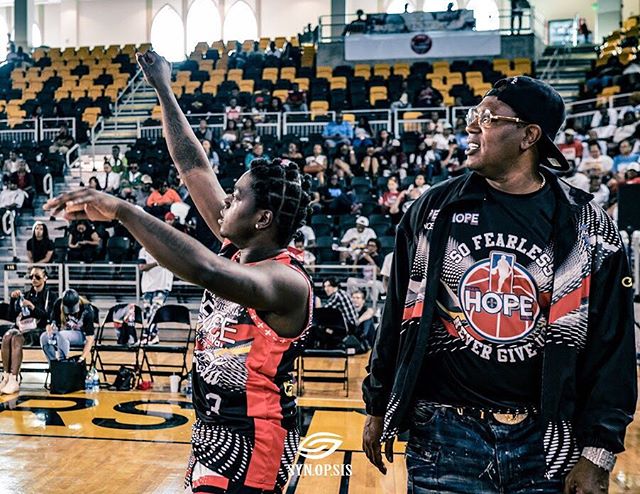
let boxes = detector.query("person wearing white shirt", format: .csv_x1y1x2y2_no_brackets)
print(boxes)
97,162,121,194
380,251,393,293
138,247,174,345
340,216,377,263
289,224,316,248
578,142,614,177
0,178,27,209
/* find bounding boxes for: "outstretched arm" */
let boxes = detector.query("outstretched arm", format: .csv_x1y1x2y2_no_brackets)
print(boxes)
136,50,226,242
45,189,308,337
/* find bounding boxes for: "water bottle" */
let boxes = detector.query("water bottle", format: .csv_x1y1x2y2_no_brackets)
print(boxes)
85,370,93,394
92,368,100,393
19,294,29,317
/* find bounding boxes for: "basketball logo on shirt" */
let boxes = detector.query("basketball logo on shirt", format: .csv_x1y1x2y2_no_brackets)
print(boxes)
458,251,540,343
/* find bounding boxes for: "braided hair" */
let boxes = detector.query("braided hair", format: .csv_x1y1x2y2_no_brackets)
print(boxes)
248,158,312,246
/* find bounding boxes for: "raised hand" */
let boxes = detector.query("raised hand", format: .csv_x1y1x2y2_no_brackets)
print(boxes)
135,49,172,91
44,188,126,223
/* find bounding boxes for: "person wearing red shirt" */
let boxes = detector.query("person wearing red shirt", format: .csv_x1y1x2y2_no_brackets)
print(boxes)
146,180,182,219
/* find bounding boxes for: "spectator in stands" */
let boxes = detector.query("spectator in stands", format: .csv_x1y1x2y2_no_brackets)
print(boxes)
109,145,127,173
557,128,583,165
2,266,56,395
225,97,242,121
442,141,468,177
612,139,640,175
333,143,357,178
323,113,354,149
12,160,34,201
390,92,411,111
98,160,121,194
3,151,22,177
265,41,282,58
292,217,317,248
146,179,182,218
67,220,100,263
40,289,95,363
49,124,75,154
361,145,380,178
375,129,393,164
403,174,430,211
578,18,592,44
433,123,455,151
318,172,353,214
322,277,359,332
0,175,28,211
283,88,308,112
563,164,590,192
355,116,374,142
342,9,367,35
134,175,153,207
26,221,54,264
380,251,393,292
347,238,384,303
340,216,377,263
87,176,102,191
304,143,328,184
244,142,269,169
351,289,376,349
201,139,220,172
379,176,406,223
510,0,530,34
613,111,638,144
588,171,611,207
220,118,240,149
269,96,284,113
240,117,258,148
282,142,305,168
120,162,142,190
138,246,174,345
416,80,443,107
387,139,409,177
579,142,613,177
292,231,316,267
194,119,213,142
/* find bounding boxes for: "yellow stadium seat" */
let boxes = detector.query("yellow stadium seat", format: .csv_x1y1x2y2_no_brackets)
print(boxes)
293,78,309,91
272,89,289,102
171,82,184,97
342,113,356,123
27,81,43,93
71,88,87,100
370,86,388,105
151,105,162,121
393,63,410,78
310,100,329,113
374,64,391,78
138,42,152,53
211,68,226,79
202,80,219,95
239,80,254,93
465,71,484,84
600,85,621,97
103,86,120,100
354,64,371,79
493,58,511,73
87,87,103,99
227,69,243,82
211,40,224,51
280,67,296,81
402,111,424,132
289,37,300,47
316,66,332,79
447,73,463,85
262,68,278,83
183,81,201,94
330,77,347,90
199,60,215,72
176,71,191,82
55,89,70,100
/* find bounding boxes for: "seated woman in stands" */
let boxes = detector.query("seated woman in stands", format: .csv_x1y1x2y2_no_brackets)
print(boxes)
1,266,57,394
67,220,101,263
26,221,54,264
40,289,96,364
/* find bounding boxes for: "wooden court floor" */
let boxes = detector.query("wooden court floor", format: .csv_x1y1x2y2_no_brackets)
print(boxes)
0,353,639,494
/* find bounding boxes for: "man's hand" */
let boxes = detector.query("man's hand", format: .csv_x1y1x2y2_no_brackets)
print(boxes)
44,188,126,223
22,300,34,310
564,457,609,494
10,290,21,299
135,50,172,92
363,415,394,475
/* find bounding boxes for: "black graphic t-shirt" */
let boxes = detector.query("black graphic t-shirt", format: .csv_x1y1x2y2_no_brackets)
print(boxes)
417,182,556,409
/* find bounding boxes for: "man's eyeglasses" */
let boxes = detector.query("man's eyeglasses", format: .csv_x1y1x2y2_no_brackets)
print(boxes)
466,108,529,129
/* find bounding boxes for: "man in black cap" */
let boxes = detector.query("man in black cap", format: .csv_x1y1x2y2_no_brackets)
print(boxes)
363,76,637,492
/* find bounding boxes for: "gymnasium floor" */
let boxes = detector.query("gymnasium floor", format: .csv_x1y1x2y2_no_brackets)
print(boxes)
0,353,639,494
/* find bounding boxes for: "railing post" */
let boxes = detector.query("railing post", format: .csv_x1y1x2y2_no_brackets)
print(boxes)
393,108,399,136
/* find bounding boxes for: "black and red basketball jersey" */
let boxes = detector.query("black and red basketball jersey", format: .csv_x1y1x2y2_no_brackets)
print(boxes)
187,241,312,492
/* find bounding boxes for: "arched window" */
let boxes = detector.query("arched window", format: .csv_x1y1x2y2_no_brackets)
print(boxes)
150,5,185,62
31,23,42,47
466,0,499,31
223,1,258,42
386,0,415,13
423,0,458,11
187,0,222,53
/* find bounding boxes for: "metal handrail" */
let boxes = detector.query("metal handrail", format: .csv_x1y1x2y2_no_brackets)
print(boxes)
65,143,81,171
43,173,53,201
1,209,17,261
114,68,145,116
90,117,105,157
39,117,76,141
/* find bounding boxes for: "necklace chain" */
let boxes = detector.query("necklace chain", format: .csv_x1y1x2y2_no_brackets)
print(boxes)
538,172,546,189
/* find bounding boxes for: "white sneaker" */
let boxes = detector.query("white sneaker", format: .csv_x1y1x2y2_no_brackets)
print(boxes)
0,372,9,390
1,374,19,395
147,335,160,345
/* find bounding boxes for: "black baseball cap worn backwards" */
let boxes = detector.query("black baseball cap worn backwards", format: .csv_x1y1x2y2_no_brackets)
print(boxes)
485,76,570,171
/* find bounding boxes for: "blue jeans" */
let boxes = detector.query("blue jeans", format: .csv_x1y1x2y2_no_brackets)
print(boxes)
406,402,563,493
40,330,86,362
142,290,169,338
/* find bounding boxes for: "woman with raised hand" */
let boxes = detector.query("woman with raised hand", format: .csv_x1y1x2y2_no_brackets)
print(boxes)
45,49,314,494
